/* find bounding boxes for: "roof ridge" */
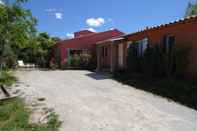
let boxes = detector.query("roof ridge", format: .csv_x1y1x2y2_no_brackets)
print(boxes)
61,29,122,42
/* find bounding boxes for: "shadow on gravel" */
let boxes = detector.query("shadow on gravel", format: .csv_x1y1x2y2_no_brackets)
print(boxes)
86,72,110,80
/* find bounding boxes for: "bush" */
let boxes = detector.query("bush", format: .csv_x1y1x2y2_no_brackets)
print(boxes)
174,43,191,77
127,42,192,78
0,98,61,131
127,42,141,73
69,54,96,70
0,70,16,86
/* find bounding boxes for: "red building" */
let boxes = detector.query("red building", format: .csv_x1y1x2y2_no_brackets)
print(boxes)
53,29,124,66
97,15,197,77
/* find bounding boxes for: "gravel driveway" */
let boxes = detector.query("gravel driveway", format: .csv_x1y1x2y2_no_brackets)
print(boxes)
15,69,197,131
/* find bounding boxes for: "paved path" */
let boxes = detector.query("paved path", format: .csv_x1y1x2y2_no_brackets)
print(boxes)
15,69,197,131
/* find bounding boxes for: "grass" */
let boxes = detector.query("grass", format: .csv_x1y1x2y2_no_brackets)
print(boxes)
0,70,16,86
0,69,61,131
113,72,197,110
0,98,61,131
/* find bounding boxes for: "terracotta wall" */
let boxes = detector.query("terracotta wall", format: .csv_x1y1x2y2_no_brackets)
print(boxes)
125,18,197,77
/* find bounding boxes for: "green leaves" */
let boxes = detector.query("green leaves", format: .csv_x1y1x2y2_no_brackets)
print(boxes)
185,2,197,17
0,0,37,68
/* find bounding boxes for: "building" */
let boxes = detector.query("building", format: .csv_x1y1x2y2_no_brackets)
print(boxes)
53,29,124,66
97,15,197,77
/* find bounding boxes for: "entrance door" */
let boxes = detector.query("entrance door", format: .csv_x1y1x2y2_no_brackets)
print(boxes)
118,43,124,68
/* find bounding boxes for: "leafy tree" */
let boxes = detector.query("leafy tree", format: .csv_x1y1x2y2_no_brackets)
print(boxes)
34,32,59,68
0,0,37,68
185,2,197,17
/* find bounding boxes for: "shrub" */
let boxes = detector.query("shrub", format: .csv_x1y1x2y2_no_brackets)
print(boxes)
0,70,16,86
127,42,192,78
174,43,191,77
127,42,141,73
69,54,96,70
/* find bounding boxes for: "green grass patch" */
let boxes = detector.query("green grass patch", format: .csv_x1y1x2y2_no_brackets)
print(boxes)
0,70,16,86
0,98,61,131
113,72,197,110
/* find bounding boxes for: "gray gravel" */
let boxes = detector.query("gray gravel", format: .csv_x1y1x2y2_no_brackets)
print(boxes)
15,69,197,131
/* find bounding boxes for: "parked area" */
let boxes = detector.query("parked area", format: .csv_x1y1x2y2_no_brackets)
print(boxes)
15,69,197,131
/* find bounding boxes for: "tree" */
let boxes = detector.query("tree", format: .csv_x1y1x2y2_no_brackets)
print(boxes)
34,33,59,68
185,2,197,17
0,0,37,68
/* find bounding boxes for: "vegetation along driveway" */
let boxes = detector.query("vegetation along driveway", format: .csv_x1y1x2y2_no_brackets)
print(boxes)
15,69,197,131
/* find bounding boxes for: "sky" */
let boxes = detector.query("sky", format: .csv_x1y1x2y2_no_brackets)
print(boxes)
21,0,196,38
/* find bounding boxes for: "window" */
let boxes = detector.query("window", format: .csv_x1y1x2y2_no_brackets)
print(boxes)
102,46,108,57
136,38,148,57
127,41,132,49
105,47,108,57
164,35,175,54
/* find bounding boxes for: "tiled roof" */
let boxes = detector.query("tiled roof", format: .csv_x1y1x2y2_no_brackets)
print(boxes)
56,29,124,49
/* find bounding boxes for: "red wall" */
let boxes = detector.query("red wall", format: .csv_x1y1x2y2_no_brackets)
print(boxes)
54,29,124,64
125,18,197,77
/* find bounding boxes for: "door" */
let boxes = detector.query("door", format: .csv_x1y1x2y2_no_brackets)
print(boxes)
118,43,124,68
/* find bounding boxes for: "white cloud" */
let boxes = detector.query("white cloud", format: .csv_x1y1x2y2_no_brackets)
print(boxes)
66,33,74,39
44,8,63,20
86,17,105,27
87,28,96,32
55,13,63,19
44,8,56,12
0,0,4,5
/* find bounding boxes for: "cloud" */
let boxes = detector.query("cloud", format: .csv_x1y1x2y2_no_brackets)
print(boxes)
0,0,4,5
55,13,63,19
87,28,96,32
44,8,63,20
86,17,105,27
66,33,74,38
44,8,56,12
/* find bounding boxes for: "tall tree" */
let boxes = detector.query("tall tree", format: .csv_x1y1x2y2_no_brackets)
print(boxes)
0,0,37,68
185,2,197,17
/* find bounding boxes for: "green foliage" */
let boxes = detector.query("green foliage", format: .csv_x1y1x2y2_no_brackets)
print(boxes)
127,42,191,78
0,98,29,130
174,43,191,77
0,70,16,86
0,98,61,131
127,42,140,72
185,2,197,17
70,54,96,70
0,1,60,69
0,0,37,68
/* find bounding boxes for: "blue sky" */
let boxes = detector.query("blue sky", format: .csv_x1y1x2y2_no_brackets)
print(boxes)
23,0,196,38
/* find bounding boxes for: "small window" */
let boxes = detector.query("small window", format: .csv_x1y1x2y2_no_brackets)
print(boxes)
164,35,175,54
136,38,148,57
127,41,132,49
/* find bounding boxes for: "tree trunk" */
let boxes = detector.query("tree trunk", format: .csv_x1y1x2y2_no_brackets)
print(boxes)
0,85,10,97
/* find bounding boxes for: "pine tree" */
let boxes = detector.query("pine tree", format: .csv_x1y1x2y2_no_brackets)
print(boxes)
185,2,197,17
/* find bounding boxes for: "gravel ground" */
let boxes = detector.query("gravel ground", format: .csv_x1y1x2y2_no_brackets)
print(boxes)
15,69,197,131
